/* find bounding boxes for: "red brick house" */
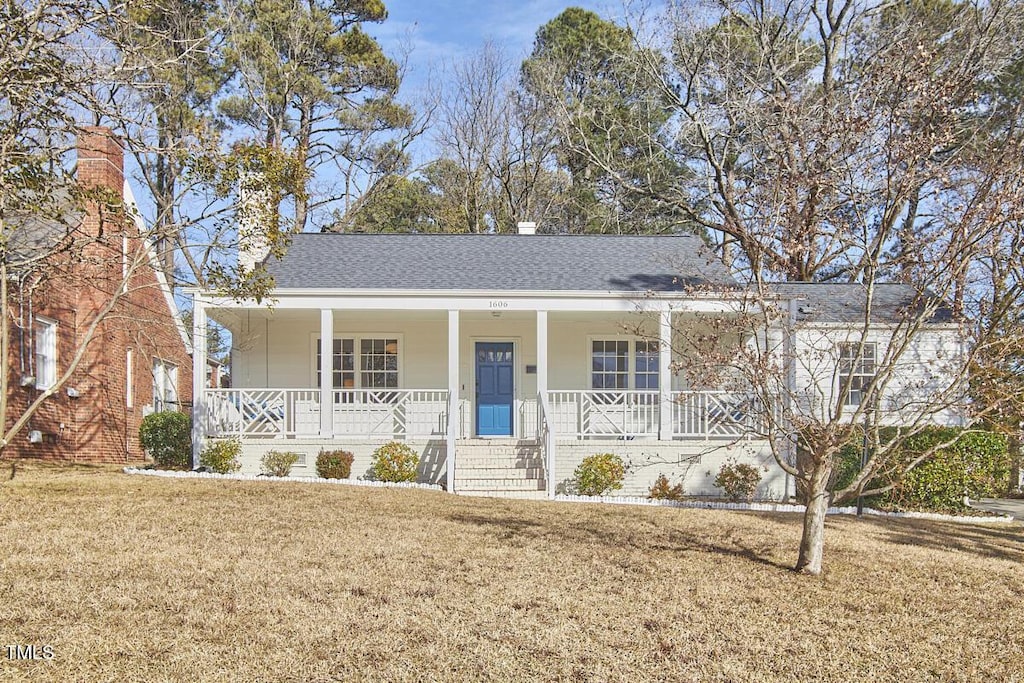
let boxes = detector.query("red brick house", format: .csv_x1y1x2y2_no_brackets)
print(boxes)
4,127,193,463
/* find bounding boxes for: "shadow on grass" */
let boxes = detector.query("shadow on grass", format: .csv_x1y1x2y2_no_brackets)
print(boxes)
447,511,794,571
659,529,793,571
447,513,543,533
835,515,1024,563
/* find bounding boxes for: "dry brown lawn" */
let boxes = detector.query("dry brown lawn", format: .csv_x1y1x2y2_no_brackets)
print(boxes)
0,462,1022,682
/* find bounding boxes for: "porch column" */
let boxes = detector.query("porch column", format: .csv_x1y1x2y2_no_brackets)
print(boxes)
190,294,208,469
537,310,554,498
320,309,333,438
536,310,548,401
447,310,459,493
658,308,673,441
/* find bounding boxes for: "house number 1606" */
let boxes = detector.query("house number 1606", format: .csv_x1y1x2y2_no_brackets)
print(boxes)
489,301,508,309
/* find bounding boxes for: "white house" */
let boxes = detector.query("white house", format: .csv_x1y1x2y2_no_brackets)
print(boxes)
188,228,963,500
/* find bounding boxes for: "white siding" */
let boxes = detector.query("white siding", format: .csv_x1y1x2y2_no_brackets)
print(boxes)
791,325,964,426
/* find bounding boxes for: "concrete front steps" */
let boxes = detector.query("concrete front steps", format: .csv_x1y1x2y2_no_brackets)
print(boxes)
454,438,547,498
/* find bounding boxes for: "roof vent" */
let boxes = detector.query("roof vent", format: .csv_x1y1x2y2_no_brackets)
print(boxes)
517,221,536,235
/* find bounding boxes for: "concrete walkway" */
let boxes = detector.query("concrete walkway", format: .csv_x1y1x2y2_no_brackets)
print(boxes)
970,498,1024,520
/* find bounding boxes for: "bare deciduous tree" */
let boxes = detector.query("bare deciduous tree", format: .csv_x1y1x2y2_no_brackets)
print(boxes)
580,0,1024,574
430,41,564,233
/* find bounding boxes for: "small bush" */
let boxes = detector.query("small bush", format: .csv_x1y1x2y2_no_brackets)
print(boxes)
371,441,419,482
649,473,685,501
138,411,191,470
714,460,762,502
261,450,299,477
317,450,354,479
200,438,242,474
573,453,626,496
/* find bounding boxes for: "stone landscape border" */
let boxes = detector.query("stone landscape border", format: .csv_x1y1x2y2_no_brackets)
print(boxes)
123,467,443,491
554,494,1016,524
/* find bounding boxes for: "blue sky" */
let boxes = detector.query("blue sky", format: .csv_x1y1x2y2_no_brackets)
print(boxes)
367,0,621,96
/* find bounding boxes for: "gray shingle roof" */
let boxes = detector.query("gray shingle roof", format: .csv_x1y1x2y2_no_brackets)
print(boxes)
771,283,955,323
5,189,84,269
264,233,738,292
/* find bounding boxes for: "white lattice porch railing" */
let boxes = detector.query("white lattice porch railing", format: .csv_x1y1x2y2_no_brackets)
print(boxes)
540,390,763,440
205,388,319,438
331,390,449,438
546,391,660,439
204,388,448,439
671,391,762,439
204,388,764,441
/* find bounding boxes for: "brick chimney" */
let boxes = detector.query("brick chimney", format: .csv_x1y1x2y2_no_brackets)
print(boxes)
76,126,124,198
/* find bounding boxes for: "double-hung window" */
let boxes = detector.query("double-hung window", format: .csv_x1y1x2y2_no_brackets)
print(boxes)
838,342,876,407
591,340,629,389
361,338,399,388
316,339,355,388
316,337,399,390
152,359,178,412
34,317,57,390
591,339,660,391
634,341,659,390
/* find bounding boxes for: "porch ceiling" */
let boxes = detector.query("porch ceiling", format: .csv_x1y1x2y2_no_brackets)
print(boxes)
209,307,449,329
209,307,678,329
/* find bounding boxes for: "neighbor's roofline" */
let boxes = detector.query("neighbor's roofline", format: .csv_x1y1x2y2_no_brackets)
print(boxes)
123,181,193,354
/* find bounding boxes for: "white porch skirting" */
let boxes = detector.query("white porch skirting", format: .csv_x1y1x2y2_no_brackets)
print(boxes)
220,436,784,501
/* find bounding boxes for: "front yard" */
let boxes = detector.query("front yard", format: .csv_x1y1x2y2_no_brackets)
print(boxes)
1,462,1021,682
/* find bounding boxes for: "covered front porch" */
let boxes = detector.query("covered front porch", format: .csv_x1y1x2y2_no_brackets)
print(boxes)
190,296,785,498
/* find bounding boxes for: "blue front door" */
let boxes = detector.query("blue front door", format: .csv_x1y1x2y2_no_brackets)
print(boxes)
476,342,514,436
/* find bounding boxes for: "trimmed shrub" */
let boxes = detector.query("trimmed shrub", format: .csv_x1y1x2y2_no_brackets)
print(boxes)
261,450,299,477
200,438,242,474
714,460,762,502
138,411,191,470
649,473,685,501
317,449,354,479
884,428,1010,513
370,441,419,482
799,426,1011,513
573,453,626,496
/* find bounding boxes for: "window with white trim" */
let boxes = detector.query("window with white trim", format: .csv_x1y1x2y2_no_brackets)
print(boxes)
152,358,178,412
126,349,134,408
316,338,355,388
361,338,399,388
591,339,661,390
634,341,659,390
121,235,129,293
839,342,876,407
34,316,57,390
591,340,629,389
315,337,399,389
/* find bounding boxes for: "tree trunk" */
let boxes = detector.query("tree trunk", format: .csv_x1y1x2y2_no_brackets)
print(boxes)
795,463,831,575
1009,435,1021,493
294,100,313,232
